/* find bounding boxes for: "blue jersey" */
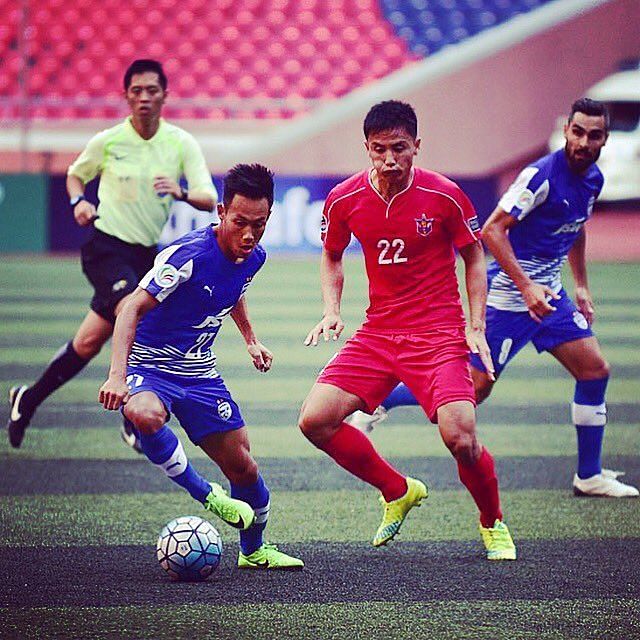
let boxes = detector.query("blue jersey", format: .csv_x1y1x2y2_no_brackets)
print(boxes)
129,226,266,378
487,149,603,311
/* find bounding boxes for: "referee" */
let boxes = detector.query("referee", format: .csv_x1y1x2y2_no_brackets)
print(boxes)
7,59,217,449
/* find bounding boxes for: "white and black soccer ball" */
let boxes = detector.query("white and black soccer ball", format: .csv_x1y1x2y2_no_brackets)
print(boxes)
156,516,223,581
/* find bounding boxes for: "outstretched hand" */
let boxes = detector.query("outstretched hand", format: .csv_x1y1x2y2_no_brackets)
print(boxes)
99,376,130,410
248,342,273,372
466,327,495,381
304,313,345,346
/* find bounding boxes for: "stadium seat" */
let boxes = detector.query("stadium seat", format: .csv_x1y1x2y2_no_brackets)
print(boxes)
1,0,554,120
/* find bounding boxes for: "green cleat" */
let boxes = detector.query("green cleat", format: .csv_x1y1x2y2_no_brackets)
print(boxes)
479,520,517,561
204,482,255,530
372,477,428,547
238,543,304,571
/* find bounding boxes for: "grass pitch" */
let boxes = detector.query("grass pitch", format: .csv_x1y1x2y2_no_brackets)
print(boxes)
0,255,639,640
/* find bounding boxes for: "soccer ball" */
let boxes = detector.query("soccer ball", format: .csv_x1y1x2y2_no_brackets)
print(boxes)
156,516,223,581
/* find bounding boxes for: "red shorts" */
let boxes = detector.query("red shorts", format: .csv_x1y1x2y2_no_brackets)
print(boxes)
317,327,475,423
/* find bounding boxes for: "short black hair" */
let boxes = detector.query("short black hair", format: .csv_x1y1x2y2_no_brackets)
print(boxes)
223,164,275,210
363,100,418,139
124,59,167,91
569,97,610,131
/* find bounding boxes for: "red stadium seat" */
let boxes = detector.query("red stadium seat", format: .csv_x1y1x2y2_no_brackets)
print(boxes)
4,0,420,119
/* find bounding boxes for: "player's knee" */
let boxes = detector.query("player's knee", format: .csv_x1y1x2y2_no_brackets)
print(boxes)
125,402,166,433
298,406,333,444
226,456,259,486
443,430,480,466
591,359,610,380
72,334,104,359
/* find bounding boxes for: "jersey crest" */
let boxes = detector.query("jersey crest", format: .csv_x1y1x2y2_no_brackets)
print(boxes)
415,213,434,237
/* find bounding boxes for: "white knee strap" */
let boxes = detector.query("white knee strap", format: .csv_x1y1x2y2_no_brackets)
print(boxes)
572,402,607,427
158,440,188,477
254,500,270,525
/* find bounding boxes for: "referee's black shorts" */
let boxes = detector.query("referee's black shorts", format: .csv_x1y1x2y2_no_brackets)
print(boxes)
81,228,156,324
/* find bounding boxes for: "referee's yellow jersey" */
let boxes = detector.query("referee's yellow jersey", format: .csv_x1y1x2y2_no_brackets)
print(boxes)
68,117,217,247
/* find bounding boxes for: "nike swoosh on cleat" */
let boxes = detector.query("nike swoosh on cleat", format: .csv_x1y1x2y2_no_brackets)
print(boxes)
165,461,181,471
10,387,26,422
253,560,270,568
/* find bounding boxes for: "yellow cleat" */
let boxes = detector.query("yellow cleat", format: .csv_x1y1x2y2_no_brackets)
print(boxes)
372,477,428,547
238,543,304,570
204,483,255,531
479,520,517,560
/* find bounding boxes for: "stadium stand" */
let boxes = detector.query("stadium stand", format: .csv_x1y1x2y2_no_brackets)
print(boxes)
1,0,554,121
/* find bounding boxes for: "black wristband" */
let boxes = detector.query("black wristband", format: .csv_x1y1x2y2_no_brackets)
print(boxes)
180,187,189,201
70,194,86,208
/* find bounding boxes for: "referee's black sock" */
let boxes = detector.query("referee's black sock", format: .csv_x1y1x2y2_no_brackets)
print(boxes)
22,341,90,410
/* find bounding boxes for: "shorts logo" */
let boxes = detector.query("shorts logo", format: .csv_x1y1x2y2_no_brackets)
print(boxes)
320,214,328,241
217,400,232,421
154,264,178,288
415,213,434,237
112,279,128,292
573,311,588,330
516,189,535,212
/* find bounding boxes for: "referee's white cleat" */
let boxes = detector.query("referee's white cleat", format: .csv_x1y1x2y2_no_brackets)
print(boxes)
346,406,388,433
573,469,639,497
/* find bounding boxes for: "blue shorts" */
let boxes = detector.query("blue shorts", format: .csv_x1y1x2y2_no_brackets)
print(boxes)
470,288,594,375
125,368,245,445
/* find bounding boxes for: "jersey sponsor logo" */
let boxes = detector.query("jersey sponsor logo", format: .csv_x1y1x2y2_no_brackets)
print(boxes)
468,215,480,233
217,400,233,421
552,217,586,235
572,311,589,330
193,304,235,329
415,213,434,237
154,263,179,288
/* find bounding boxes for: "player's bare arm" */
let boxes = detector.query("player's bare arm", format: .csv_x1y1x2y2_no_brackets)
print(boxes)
231,296,273,373
304,247,345,346
153,176,215,212
567,226,595,325
66,174,97,226
459,241,495,381
99,288,159,410
482,206,560,322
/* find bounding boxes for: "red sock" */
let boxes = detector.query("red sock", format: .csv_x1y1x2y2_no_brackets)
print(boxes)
457,447,503,528
320,423,407,501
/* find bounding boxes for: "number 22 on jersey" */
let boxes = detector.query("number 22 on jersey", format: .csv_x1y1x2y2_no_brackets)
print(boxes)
377,238,408,265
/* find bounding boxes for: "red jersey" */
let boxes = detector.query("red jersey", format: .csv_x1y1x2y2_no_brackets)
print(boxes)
321,167,480,332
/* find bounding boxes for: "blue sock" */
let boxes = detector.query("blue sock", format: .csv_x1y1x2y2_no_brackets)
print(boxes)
573,378,608,479
231,474,270,555
382,383,419,410
139,425,211,503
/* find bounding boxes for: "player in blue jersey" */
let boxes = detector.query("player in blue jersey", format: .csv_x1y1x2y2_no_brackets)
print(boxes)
348,98,638,498
98,164,304,569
